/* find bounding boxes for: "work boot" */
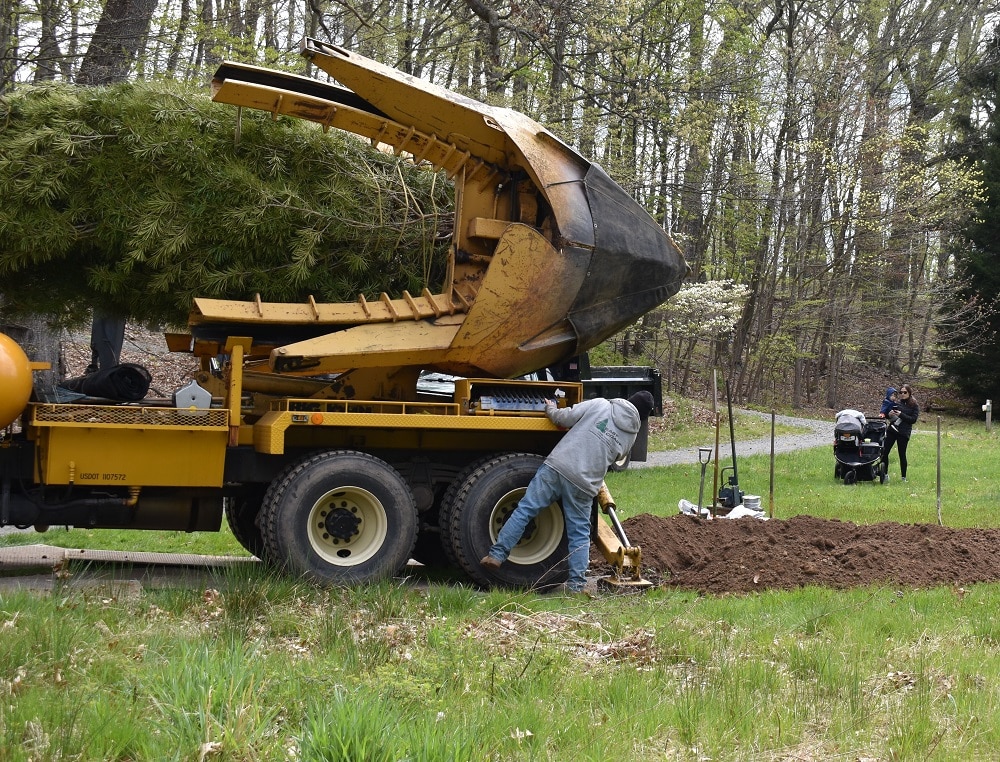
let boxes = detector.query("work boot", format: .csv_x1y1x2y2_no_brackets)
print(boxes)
547,583,592,598
480,555,502,570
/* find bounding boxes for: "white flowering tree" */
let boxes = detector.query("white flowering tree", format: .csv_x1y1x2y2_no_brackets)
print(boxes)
609,280,749,395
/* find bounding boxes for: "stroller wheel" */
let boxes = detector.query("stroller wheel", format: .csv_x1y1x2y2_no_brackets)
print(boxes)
834,463,841,479
844,470,857,485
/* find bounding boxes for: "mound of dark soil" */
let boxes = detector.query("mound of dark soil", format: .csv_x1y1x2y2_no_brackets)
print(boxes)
593,514,1000,595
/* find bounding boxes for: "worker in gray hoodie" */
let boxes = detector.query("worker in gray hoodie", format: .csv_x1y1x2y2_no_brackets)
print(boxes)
481,390,655,593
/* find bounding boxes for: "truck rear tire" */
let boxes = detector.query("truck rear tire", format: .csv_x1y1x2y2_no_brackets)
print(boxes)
224,489,268,561
447,453,568,589
259,451,418,585
429,456,494,569
409,458,486,569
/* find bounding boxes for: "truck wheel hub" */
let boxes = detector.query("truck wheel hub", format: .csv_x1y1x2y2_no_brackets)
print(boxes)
322,504,362,542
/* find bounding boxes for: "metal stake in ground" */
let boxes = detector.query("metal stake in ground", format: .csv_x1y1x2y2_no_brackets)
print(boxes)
769,410,776,518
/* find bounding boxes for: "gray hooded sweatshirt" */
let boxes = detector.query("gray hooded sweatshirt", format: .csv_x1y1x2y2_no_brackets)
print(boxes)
543,397,642,496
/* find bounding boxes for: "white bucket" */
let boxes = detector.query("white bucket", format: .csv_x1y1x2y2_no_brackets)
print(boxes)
742,495,761,511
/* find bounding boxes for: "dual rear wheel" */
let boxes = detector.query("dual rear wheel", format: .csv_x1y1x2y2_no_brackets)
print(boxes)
444,453,568,589
232,450,568,588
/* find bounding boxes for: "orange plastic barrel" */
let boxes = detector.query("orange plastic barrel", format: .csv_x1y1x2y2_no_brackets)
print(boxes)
0,332,33,428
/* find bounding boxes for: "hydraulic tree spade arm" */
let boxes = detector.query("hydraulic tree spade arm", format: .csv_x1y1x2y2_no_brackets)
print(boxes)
195,38,688,392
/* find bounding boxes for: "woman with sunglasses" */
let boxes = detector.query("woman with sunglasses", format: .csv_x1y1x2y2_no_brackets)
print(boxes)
880,384,919,483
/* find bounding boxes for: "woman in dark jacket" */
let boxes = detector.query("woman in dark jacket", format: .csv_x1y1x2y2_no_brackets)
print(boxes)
880,383,919,482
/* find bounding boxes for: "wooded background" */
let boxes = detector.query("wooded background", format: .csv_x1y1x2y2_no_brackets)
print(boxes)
2,0,998,407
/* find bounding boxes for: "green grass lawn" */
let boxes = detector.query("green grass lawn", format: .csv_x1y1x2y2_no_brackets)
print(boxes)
610,414,998,529
1,413,998,760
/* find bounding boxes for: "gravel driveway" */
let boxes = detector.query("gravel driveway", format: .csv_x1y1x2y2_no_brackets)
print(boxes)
635,410,830,468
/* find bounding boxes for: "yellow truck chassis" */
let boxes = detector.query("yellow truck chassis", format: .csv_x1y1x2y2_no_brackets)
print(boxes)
11,353,593,588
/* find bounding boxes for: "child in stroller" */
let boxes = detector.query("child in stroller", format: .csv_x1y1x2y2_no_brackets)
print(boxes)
833,409,888,484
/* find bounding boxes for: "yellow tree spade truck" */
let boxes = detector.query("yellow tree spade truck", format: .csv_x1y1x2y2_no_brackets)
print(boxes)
0,40,687,588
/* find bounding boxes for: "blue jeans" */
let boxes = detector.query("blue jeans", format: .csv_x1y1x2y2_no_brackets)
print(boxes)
488,463,593,591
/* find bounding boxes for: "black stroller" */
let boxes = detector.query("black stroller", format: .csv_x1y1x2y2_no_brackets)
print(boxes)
833,409,887,485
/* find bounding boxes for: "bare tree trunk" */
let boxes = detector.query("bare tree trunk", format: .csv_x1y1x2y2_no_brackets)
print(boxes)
577,44,599,159
34,0,67,81
0,0,14,92
545,0,569,127
194,0,219,74
74,0,157,370
262,0,277,51
77,0,158,85
464,0,501,94
675,0,711,277
165,0,193,76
